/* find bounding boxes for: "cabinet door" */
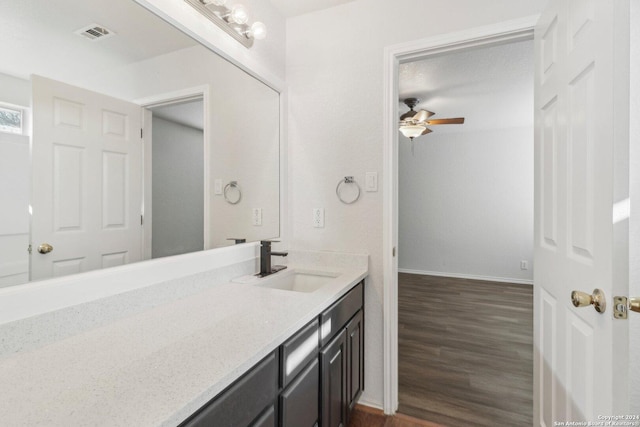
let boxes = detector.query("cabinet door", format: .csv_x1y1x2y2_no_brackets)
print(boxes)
280,358,319,427
181,352,278,427
320,329,347,427
251,405,276,427
346,310,364,423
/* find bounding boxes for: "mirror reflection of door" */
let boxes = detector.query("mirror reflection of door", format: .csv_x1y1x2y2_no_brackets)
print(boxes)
0,103,29,288
148,99,205,259
30,75,143,281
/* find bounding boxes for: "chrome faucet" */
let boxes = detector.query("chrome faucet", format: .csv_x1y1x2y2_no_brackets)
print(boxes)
259,240,288,277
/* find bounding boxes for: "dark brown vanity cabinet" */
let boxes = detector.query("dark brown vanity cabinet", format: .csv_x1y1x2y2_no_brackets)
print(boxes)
319,282,364,427
180,280,364,427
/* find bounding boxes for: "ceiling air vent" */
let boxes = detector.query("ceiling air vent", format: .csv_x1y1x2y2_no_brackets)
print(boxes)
74,24,116,41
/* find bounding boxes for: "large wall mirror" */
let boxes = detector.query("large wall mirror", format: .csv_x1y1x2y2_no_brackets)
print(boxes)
0,0,280,287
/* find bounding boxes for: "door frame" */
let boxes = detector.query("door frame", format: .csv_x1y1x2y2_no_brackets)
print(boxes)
381,15,539,414
135,86,210,259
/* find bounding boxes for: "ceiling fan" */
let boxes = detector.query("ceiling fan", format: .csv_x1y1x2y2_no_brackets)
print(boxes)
398,98,465,140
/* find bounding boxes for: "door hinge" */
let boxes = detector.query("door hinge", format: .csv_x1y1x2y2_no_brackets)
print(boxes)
392,247,396,257
27,244,32,255
140,128,143,138
140,214,144,226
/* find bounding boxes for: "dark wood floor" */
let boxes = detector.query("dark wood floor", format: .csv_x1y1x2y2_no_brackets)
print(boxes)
397,273,533,427
349,404,445,427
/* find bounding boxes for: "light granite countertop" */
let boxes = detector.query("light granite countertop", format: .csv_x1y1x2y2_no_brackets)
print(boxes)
0,262,367,426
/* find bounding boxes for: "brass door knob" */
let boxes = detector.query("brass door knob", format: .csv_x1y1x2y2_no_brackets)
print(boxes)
37,243,53,254
571,289,606,313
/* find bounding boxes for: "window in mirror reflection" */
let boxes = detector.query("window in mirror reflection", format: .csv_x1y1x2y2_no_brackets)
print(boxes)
0,105,23,135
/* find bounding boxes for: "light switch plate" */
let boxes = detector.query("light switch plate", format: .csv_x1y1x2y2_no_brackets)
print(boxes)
365,172,378,192
214,179,223,195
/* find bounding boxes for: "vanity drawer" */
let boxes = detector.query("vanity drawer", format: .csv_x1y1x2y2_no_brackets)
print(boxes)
320,281,364,347
182,351,278,427
281,318,319,387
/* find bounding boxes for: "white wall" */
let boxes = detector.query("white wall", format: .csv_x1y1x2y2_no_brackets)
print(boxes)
397,39,534,284
151,117,204,258
0,133,29,287
399,126,533,283
0,75,31,287
286,0,547,408
0,73,30,107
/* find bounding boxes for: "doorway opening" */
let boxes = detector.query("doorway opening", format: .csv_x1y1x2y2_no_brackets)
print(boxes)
148,97,205,259
140,87,209,260
396,38,535,425
382,17,538,417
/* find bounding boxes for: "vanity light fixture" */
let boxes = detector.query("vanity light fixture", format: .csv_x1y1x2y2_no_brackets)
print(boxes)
185,0,267,48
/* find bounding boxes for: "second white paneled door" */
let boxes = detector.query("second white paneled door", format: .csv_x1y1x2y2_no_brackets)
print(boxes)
534,0,630,424
31,75,143,281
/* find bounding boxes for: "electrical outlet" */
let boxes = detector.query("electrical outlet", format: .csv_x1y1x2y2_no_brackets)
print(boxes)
313,208,324,228
520,260,528,270
252,208,262,226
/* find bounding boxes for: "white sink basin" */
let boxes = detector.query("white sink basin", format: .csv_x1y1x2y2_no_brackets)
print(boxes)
252,269,340,293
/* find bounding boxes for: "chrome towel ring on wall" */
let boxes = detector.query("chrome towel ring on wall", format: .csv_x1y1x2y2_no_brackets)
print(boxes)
336,176,361,204
224,181,242,204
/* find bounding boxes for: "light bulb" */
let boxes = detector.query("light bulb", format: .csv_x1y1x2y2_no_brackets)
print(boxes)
249,21,267,40
230,4,249,24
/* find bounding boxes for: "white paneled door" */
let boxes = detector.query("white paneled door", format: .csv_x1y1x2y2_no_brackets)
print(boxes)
534,0,629,424
31,76,143,281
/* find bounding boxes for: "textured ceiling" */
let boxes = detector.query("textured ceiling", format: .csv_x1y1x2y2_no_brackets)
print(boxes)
399,39,534,134
269,0,356,17
0,0,196,82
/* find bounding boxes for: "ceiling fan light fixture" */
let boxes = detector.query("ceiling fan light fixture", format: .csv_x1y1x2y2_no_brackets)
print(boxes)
399,124,426,139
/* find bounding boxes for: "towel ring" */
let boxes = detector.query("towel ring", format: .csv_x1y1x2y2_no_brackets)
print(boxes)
224,181,242,205
336,176,361,204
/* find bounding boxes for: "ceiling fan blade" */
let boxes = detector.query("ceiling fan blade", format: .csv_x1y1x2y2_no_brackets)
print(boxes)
421,128,433,135
412,109,435,122
426,118,465,125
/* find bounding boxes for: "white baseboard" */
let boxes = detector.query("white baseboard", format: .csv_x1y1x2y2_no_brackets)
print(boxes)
398,268,533,285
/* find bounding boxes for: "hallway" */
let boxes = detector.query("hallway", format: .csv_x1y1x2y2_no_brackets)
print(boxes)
398,273,533,426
